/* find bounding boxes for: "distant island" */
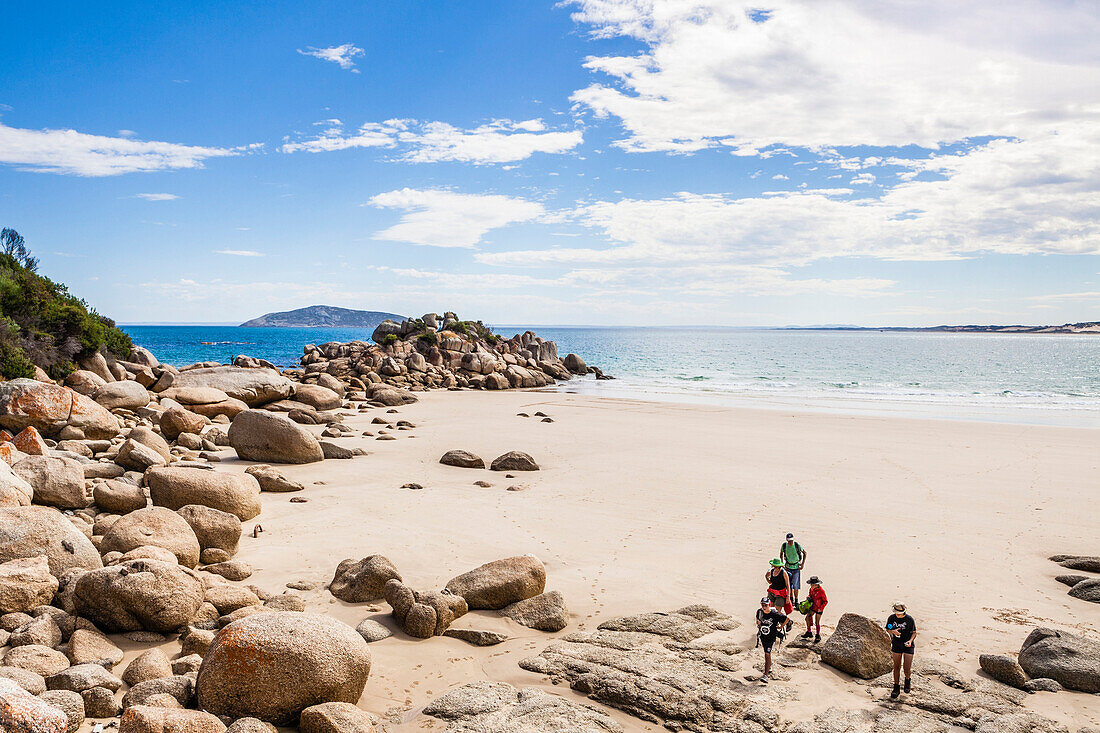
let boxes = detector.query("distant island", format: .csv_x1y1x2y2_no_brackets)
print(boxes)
787,321,1100,334
240,305,406,328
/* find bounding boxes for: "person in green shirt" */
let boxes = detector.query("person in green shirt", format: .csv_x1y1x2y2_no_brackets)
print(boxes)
780,533,806,606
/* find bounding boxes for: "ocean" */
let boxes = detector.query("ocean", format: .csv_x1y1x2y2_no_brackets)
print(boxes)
121,325,1100,427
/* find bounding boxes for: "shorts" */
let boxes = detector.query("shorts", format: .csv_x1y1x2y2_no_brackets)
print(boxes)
760,636,777,653
892,641,914,655
786,568,801,589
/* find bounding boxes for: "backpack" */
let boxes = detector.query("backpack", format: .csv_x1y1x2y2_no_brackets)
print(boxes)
780,541,803,568
798,599,814,615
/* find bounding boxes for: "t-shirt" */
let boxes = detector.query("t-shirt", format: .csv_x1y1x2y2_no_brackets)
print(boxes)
885,614,916,645
757,609,787,639
780,541,803,570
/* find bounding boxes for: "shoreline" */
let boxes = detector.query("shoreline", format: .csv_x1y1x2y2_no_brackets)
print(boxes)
224,388,1099,730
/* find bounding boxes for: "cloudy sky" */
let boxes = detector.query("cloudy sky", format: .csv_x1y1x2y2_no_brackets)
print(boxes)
2,0,1098,326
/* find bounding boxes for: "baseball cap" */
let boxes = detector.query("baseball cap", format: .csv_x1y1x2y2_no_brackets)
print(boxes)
786,533,794,539
760,597,771,605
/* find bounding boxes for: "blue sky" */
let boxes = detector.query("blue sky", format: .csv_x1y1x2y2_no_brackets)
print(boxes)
1,0,1098,326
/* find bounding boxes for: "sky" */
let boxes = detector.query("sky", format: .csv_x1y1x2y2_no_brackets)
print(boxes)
1,0,1098,327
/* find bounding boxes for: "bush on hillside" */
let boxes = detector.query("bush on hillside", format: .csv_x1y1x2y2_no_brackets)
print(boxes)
0,228,132,379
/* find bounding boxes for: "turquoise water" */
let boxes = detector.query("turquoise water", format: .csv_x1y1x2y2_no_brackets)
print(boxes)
121,325,1100,426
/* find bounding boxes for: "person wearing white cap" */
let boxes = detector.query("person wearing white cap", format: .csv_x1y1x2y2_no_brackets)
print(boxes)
756,596,788,683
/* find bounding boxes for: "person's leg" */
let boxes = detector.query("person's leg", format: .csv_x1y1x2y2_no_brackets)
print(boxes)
802,613,813,637
891,652,902,697
903,653,914,690
789,569,800,605
814,612,822,638
764,650,772,676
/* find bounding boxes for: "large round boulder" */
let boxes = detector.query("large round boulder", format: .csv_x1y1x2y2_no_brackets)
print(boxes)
171,367,294,407
820,613,893,679
120,705,227,733
146,467,261,521
1018,627,1100,693
159,407,206,441
444,555,546,610
125,427,172,463
92,381,151,411
439,450,484,469
0,676,68,733
72,559,204,633
176,505,241,555
63,371,107,396
13,456,87,509
195,611,371,725
0,507,102,576
100,507,201,568
92,480,147,514
329,556,401,603
489,451,539,472
228,411,323,465
292,385,342,411
0,380,120,440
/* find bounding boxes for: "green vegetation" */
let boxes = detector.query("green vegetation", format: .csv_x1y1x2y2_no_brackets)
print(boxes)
382,333,399,345
0,228,132,379
417,331,438,345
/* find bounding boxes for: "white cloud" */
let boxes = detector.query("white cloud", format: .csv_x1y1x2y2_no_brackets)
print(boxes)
567,0,1100,153
369,188,545,248
281,118,582,164
0,122,237,176
297,43,365,72
134,193,179,201
214,250,265,257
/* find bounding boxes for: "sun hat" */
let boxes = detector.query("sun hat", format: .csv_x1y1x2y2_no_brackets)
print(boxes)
893,602,906,612
769,558,783,567
808,576,821,584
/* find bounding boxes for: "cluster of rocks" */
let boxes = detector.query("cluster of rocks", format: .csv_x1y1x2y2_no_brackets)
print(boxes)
1051,554,1100,605
328,553,567,643
980,627,1100,694
295,312,606,393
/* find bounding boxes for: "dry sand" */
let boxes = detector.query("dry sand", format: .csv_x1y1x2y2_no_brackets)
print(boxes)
115,390,1100,730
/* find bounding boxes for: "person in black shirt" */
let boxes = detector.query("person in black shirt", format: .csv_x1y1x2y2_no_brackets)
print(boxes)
885,602,916,697
756,596,788,683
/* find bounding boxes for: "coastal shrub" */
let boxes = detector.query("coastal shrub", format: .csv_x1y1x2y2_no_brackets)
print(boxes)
383,333,399,345
417,332,438,345
451,321,469,336
0,228,132,379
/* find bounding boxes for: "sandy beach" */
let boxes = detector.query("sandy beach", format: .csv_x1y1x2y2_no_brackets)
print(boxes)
152,388,1100,730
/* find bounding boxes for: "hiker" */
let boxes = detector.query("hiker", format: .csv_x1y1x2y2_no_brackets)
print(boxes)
799,575,828,643
779,532,806,605
885,602,917,698
765,558,794,621
756,596,788,684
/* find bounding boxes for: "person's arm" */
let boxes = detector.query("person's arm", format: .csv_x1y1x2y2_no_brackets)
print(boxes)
783,570,790,595
906,619,917,646
887,618,900,636
799,546,807,569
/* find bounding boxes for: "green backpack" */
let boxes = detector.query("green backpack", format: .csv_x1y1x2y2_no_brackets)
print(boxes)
797,599,814,614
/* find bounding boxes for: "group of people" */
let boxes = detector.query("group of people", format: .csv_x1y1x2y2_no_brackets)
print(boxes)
754,532,917,696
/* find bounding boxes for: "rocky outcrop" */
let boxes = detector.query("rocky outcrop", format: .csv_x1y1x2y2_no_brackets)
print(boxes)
423,681,622,732
329,556,401,603
72,559,205,633
819,613,893,679
119,706,227,733
0,507,103,576
0,462,33,507
384,580,468,639
519,606,765,731
171,367,294,407
227,410,324,464
297,314,601,393
980,653,1029,689
1017,627,1100,692
1068,577,1100,603
445,555,546,610
92,381,150,411
1050,554,1100,573
299,702,376,733
195,611,372,725
245,464,303,493
177,505,241,556
146,466,262,521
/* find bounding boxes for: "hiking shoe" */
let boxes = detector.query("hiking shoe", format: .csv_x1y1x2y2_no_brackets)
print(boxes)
814,634,821,643
890,684,900,699
760,674,769,684
785,620,794,632
904,678,911,693
800,631,813,639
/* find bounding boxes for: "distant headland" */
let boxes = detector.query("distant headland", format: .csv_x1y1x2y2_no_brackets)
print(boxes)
787,321,1100,335
240,305,405,328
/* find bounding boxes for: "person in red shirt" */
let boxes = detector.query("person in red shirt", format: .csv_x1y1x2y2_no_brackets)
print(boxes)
799,576,828,643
